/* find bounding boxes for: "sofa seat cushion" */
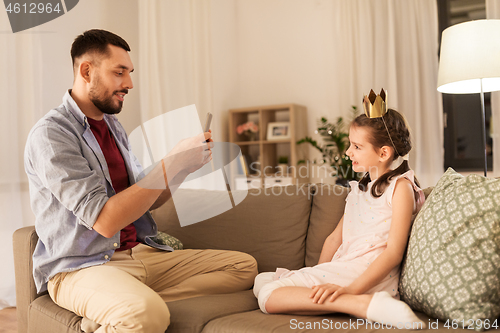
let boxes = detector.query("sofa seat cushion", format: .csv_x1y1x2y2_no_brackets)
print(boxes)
28,291,258,333
165,290,259,333
202,309,460,332
152,186,312,272
29,294,82,333
400,168,500,330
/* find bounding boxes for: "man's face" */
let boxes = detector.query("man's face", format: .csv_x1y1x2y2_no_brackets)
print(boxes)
88,45,134,115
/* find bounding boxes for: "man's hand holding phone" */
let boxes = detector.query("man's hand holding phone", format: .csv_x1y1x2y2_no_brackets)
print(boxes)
163,113,214,176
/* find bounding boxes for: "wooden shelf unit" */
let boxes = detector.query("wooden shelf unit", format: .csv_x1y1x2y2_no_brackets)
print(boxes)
228,103,308,188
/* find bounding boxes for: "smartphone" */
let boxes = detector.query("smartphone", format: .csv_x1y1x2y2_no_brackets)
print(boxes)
203,112,212,143
204,112,212,132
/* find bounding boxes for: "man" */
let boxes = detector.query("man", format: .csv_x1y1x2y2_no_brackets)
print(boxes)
24,29,257,332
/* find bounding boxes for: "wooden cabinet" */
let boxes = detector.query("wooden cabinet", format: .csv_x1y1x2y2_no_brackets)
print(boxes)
228,104,308,188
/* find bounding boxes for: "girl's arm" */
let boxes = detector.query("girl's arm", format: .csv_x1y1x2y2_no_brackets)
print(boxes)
317,217,344,264
311,178,415,304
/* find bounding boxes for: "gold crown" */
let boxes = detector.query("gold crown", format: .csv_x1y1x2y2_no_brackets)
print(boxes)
363,88,388,118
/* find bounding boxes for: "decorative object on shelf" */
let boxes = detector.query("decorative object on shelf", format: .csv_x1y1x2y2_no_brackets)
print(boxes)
277,156,289,175
267,122,291,140
297,106,360,187
237,121,259,141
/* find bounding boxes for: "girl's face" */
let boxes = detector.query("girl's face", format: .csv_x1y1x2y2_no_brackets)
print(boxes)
346,125,391,179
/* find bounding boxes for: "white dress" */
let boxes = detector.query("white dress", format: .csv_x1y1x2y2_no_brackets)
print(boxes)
273,170,424,298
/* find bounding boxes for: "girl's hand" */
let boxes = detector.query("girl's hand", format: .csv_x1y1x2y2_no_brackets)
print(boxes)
310,284,356,304
310,283,341,304
328,286,355,303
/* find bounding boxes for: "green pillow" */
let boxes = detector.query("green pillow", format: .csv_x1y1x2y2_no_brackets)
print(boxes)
399,168,500,331
151,231,183,250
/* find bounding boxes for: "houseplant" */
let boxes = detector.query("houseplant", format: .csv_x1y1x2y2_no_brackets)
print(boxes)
297,106,361,186
277,156,289,175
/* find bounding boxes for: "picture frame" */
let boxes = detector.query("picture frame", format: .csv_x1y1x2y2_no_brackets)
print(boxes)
267,122,291,140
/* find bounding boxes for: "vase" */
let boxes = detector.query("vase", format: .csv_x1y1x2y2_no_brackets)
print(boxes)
245,132,258,141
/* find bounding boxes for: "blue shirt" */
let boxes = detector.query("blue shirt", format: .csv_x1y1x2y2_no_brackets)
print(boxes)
24,90,173,293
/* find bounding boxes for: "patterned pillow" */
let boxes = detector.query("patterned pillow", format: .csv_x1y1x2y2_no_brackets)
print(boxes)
152,231,183,250
399,168,500,331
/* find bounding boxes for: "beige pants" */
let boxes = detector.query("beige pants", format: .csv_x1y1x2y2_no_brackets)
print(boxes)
48,244,258,333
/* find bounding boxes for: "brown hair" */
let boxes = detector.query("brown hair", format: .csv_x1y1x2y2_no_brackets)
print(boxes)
351,109,420,197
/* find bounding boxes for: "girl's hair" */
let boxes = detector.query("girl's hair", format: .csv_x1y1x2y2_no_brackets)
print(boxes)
351,108,420,197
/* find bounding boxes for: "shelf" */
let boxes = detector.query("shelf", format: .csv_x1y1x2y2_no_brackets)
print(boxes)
234,141,261,145
235,140,293,146
263,140,292,144
228,103,308,188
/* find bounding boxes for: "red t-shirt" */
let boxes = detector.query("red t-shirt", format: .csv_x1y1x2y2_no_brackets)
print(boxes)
87,117,139,251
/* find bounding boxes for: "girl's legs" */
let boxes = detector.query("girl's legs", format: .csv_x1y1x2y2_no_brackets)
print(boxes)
263,283,371,317
253,272,275,298
257,274,426,329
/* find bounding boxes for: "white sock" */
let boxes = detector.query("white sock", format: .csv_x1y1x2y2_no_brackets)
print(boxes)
366,292,426,330
253,272,275,298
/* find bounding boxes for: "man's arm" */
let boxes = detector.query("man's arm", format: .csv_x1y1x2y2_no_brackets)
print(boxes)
149,169,190,211
148,131,213,211
93,183,163,238
150,189,171,211
93,133,212,237
28,121,212,239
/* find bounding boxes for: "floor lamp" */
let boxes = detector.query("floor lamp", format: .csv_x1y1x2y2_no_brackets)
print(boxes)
437,19,500,177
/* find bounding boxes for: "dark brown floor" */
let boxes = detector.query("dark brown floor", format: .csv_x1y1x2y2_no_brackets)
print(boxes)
0,307,17,333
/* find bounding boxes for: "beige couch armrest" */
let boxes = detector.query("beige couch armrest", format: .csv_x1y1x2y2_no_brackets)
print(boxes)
13,226,40,333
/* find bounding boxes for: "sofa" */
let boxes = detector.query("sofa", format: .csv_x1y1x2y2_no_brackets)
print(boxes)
13,182,500,333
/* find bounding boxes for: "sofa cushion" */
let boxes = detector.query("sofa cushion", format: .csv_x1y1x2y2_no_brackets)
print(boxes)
399,168,500,331
202,309,436,332
306,184,349,267
29,294,82,333
151,231,183,250
166,290,258,333
28,290,258,333
152,186,312,272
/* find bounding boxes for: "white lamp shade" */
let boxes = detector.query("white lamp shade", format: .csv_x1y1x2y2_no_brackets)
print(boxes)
437,19,500,94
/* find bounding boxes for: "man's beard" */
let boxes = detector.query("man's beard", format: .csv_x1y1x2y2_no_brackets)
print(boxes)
89,75,127,115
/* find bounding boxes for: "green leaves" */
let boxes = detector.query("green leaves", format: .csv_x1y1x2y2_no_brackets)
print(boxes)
296,106,360,180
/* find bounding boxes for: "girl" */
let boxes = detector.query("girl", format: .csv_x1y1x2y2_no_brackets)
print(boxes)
253,106,426,328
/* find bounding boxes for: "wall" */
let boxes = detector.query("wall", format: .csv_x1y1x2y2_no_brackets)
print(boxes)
210,0,239,143
217,0,347,142
37,0,141,134
211,0,368,184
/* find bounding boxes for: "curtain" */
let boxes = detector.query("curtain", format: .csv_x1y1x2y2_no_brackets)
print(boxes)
138,0,214,130
138,0,222,191
0,22,43,308
138,0,442,188
329,0,443,187
486,0,500,177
